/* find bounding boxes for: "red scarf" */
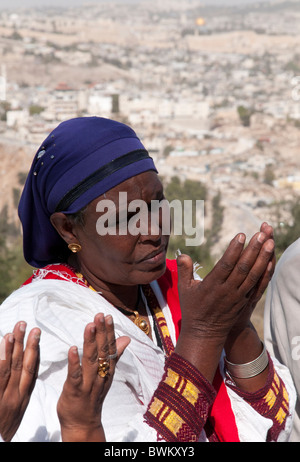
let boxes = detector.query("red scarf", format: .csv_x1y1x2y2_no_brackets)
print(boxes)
158,259,240,442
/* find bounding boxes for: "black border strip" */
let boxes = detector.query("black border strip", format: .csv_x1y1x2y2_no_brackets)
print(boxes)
55,149,151,212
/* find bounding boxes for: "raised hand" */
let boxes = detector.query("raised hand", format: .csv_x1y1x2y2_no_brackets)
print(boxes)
227,222,275,335
0,322,41,442
57,313,130,442
175,225,275,384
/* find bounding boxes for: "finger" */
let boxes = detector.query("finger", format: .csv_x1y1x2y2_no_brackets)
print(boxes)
93,314,112,385
80,321,99,387
104,316,118,380
65,346,83,389
239,238,275,295
9,322,27,388
226,232,268,286
0,334,15,392
19,328,41,396
210,233,246,283
105,315,117,360
176,254,194,288
260,222,274,239
250,260,274,305
94,313,109,361
104,316,130,363
115,336,131,359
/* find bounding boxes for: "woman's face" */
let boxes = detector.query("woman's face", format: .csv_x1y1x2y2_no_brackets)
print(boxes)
73,171,170,286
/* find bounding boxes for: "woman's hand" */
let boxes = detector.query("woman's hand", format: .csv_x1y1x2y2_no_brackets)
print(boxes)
57,313,130,442
225,223,275,336
175,225,275,382
0,322,41,442
178,229,274,340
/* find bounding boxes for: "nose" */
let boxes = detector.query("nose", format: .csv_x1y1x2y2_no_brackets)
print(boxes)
138,208,162,243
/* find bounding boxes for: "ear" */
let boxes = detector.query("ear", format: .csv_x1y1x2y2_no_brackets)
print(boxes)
50,212,78,246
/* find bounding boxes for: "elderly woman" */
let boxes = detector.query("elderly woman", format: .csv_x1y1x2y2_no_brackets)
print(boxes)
0,117,295,442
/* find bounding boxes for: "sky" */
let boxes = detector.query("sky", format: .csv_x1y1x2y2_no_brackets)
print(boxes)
0,0,275,8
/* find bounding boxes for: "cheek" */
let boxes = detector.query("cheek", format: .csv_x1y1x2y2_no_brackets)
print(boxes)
80,229,138,263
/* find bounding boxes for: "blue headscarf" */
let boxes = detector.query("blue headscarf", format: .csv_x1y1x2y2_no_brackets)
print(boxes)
18,117,157,268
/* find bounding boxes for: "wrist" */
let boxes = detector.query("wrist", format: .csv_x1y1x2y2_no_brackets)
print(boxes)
225,322,259,360
175,331,226,383
61,424,105,442
224,342,268,379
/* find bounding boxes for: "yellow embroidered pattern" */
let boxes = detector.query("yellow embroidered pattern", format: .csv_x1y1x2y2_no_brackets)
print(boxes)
147,366,203,439
263,372,289,424
164,369,199,406
148,396,196,439
142,284,175,357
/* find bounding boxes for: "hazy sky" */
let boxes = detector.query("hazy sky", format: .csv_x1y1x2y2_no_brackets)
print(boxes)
0,0,274,9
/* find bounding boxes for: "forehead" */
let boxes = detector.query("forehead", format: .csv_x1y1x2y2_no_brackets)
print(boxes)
104,171,163,202
85,171,163,215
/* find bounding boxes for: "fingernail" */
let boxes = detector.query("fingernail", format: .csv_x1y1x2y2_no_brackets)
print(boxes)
8,334,14,343
0,338,6,360
257,232,265,243
238,234,245,244
19,322,27,332
98,313,105,323
33,329,41,341
106,315,113,325
266,240,275,252
70,346,78,355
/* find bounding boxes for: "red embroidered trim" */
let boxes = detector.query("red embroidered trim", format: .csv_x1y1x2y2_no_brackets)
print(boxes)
225,356,290,442
142,284,175,357
144,353,216,442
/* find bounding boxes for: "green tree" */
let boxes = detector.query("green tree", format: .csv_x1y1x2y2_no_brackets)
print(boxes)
0,234,33,304
237,105,253,127
274,199,300,258
0,236,13,302
164,177,213,277
112,94,120,114
207,191,224,246
0,186,33,303
264,165,275,186
29,105,44,116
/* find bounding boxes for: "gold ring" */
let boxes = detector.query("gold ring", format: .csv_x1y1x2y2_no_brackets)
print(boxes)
98,357,110,378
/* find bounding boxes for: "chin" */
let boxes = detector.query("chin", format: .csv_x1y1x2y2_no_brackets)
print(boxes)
137,260,167,284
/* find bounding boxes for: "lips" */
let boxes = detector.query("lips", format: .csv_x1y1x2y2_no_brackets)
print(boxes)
139,246,166,264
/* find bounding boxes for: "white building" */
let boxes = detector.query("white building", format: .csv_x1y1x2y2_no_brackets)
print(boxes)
6,109,29,128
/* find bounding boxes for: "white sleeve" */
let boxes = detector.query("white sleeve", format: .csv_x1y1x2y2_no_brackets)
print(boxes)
225,357,296,442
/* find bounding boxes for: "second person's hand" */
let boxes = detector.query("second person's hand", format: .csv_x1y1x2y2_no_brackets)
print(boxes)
57,313,130,442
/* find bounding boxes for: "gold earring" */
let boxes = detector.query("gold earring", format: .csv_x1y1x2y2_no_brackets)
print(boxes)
68,243,82,253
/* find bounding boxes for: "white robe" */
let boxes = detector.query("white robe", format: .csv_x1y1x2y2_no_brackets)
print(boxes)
0,278,296,442
264,238,300,442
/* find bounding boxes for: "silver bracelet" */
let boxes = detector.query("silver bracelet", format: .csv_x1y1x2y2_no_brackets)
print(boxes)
224,343,269,379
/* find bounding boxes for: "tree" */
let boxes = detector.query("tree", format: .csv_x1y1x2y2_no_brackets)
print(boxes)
112,94,120,114
164,177,213,277
264,165,275,186
274,199,300,257
237,105,252,127
207,191,224,246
